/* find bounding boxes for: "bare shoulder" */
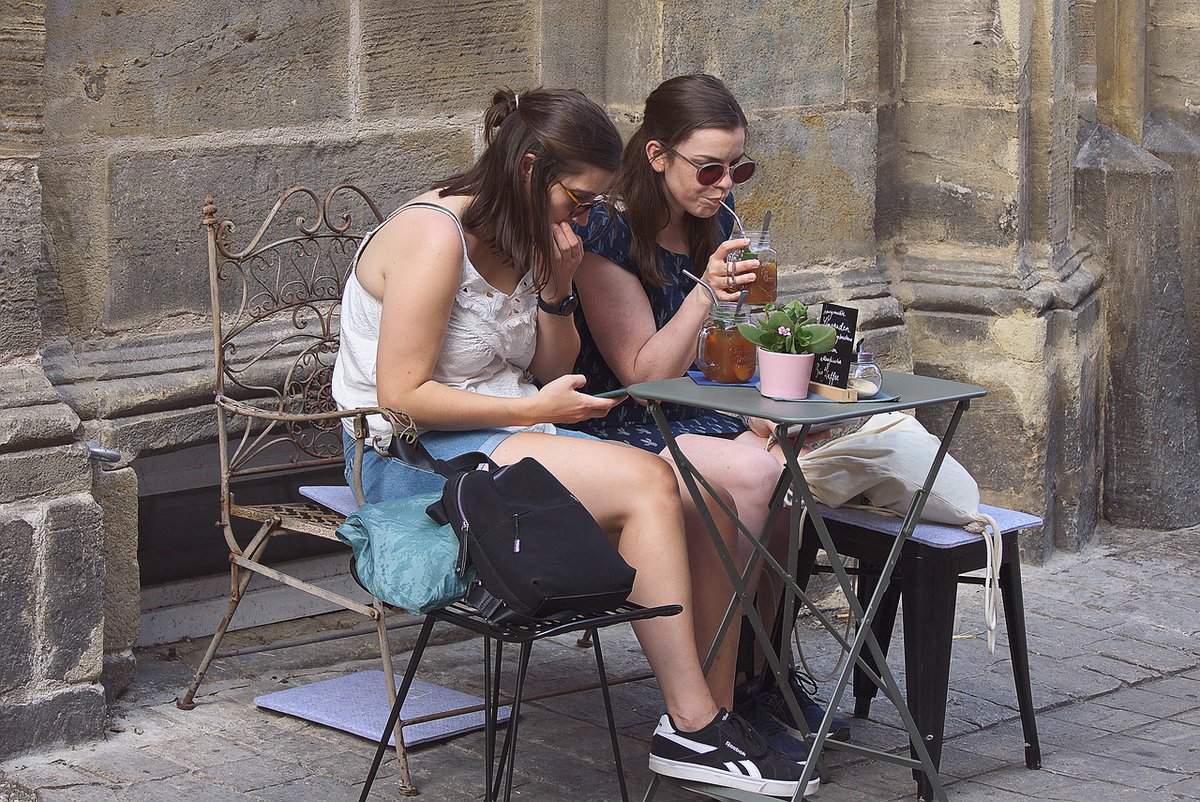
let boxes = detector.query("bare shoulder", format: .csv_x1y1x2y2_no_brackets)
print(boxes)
355,193,467,297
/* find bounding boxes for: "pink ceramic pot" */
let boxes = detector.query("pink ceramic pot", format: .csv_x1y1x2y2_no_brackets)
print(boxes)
757,349,815,400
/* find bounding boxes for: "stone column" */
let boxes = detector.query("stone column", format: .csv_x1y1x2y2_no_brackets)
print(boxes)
1077,0,1200,528
1096,0,1146,143
0,0,107,758
878,0,1106,558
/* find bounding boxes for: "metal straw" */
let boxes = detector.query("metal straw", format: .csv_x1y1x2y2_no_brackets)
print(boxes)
720,198,747,237
735,289,748,315
761,210,773,235
682,269,720,305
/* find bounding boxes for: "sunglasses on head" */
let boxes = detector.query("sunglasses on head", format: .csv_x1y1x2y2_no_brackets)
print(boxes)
666,148,757,186
560,184,606,216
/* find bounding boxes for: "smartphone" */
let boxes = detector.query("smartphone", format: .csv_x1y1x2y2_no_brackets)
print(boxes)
595,388,629,399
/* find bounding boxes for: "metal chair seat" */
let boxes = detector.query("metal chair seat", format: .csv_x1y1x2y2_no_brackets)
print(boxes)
229,501,346,540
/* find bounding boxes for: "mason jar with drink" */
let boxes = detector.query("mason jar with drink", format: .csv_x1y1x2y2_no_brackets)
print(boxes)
697,302,757,383
726,229,777,306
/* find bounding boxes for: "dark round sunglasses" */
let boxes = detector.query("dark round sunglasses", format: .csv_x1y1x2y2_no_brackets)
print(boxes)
667,148,757,186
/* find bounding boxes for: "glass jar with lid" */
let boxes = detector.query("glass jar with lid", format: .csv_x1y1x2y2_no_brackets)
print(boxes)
725,229,778,306
697,302,757,384
849,350,883,398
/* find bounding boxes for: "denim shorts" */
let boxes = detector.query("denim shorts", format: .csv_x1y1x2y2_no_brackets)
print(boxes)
343,427,597,504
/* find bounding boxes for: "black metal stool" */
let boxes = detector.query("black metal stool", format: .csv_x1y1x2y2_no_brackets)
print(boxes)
358,599,681,802
791,505,1042,801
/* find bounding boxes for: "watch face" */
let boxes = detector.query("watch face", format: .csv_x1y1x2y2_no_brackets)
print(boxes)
541,293,578,315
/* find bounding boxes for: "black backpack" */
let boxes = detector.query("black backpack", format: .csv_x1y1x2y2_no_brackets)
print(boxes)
390,438,636,622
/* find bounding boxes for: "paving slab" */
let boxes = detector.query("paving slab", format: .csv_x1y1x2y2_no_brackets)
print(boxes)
5,521,1200,802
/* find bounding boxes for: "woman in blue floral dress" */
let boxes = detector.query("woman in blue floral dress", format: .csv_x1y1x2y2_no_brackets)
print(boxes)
570,74,850,760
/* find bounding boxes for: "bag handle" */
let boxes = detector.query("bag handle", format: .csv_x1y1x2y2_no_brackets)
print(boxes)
387,434,495,477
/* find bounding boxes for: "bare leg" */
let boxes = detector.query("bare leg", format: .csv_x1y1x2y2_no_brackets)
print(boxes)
491,433,720,731
666,434,791,683
732,429,835,675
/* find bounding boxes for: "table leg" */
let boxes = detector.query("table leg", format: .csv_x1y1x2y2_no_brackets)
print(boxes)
772,400,971,802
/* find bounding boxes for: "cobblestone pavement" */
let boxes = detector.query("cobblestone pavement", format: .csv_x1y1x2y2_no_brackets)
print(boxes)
4,522,1199,802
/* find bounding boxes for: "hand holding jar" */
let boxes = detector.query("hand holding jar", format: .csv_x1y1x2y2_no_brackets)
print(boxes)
701,238,759,303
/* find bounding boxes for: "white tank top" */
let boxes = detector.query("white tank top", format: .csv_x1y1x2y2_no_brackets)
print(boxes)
332,201,554,450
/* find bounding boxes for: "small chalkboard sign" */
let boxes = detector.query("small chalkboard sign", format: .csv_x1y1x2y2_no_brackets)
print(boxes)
812,303,859,389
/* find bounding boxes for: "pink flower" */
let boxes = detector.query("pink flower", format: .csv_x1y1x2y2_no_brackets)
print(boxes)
777,325,792,337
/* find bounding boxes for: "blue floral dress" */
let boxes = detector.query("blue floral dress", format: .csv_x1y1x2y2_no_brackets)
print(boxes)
568,202,747,452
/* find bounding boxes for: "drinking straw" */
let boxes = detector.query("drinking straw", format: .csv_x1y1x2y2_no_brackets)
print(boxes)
720,198,747,237
735,289,749,316
682,269,720,305
761,210,773,235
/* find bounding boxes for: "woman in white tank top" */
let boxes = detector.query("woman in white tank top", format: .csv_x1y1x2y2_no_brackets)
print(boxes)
332,88,809,796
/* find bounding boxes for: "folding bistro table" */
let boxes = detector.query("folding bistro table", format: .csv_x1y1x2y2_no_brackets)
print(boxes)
629,371,986,802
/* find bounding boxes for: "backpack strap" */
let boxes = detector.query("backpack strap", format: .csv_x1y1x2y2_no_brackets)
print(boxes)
386,435,495,478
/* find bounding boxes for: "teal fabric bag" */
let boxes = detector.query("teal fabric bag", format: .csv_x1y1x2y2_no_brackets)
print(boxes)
335,493,473,614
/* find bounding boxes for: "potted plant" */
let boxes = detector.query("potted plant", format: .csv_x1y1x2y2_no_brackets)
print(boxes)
737,301,837,400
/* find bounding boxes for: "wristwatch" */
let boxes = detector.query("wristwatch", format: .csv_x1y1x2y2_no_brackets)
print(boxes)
537,291,579,316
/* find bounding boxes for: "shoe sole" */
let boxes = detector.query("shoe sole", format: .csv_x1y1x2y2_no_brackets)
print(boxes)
648,755,821,798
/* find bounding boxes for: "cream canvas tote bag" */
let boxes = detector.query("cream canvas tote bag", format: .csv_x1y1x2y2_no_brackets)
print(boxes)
798,412,1003,651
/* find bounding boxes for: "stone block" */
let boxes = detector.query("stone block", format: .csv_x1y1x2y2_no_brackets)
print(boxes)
0,404,80,453
0,445,91,506
1146,117,1200,359
1096,0,1147,142
906,311,1050,522
43,330,216,421
0,684,106,760
95,467,139,653
0,0,44,159
38,151,108,336
735,111,876,265
604,0,661,108
39,494,105,684
660,0,845,110
43,0,351,144
1045,293,1104,552
0,515,35,694
1076,126,1200,528
0,362,62,410
1148,25,1200,122
104,126,474,329
883,102,1020,247
899,0,1020,104
0,160,43,357
847,0,879,105
359,0,536,117
540,0,606,99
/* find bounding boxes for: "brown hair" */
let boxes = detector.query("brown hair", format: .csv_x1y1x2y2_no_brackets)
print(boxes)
612,74,748,287
433,88,622,291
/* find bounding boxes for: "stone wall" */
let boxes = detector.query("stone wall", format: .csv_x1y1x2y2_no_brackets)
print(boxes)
0,0,108,759
602,0,910,368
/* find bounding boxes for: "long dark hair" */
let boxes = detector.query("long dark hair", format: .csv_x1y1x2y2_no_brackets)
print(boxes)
434,88,621,291
613,74,748,287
